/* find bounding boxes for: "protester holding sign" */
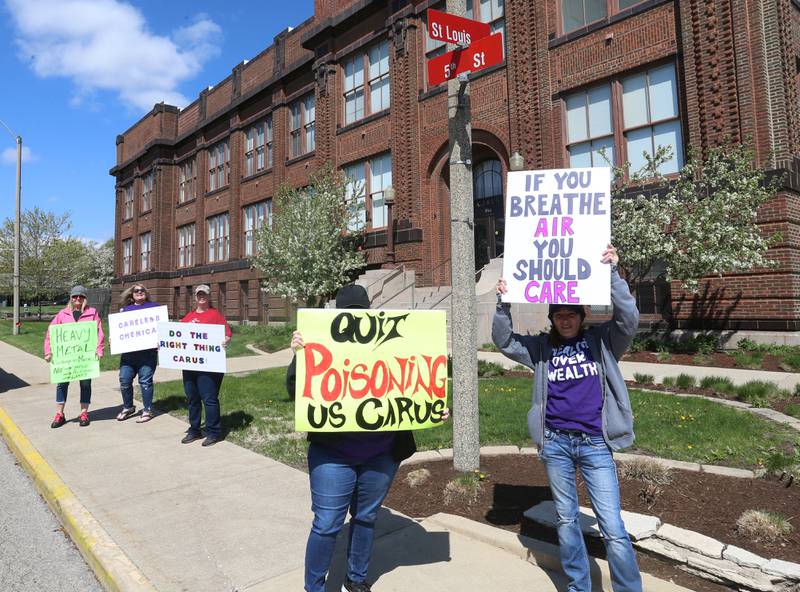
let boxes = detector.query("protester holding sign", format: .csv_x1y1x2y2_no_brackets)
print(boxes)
44,285,104,428
179,285,231,447
288,284,419,592
116,284,162,423
493,245,643,592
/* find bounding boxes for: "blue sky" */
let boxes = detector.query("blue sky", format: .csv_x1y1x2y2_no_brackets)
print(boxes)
0,0,314,244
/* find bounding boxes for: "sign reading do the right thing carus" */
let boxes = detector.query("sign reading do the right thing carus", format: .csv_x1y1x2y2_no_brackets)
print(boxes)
502,168,611,306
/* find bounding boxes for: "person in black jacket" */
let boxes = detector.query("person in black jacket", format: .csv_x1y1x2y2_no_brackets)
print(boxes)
288,284,416,592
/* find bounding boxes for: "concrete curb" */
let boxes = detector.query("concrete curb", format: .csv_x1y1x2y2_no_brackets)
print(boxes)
0,406,158,592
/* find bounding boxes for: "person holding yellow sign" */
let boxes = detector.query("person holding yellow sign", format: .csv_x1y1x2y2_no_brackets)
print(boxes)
289,284,444,592
493,244,642,592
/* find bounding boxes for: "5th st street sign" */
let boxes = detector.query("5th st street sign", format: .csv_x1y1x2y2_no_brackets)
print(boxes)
427,8,490,46
426,32,504,86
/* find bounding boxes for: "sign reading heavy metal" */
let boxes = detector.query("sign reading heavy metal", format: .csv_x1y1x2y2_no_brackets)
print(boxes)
427,32,504,86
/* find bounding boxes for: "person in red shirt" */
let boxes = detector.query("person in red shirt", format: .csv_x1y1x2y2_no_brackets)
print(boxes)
179,284,231,447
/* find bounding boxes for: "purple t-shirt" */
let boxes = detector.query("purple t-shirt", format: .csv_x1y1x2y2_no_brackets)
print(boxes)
121,301,161,313
546,336,603,435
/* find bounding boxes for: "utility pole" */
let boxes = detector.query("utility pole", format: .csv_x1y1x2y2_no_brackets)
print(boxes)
0,120,21,336
446,0,480,472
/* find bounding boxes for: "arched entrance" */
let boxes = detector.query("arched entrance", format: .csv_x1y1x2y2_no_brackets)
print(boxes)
472,158,504,270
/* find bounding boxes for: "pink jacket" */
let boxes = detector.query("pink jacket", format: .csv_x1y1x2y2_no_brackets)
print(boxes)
43,306,105,357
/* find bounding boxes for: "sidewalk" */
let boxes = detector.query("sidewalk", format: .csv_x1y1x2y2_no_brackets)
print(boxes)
0,341,690,592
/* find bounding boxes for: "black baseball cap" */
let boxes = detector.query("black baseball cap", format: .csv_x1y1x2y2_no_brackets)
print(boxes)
335,284,370,309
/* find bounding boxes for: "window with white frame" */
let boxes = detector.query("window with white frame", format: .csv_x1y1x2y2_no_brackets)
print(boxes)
141,170,154,212
177,224,195,268
122,238,132,274
564,63,683,176
208,139,230,191
425,1,505,82
139,232,151,272
562,0,645,34
290,94,315,157
178,158,196,203
344,153,392,231
122,184,134,220
207,213,230,263
243,200,272,257
343,40,390,125
245,117,273,176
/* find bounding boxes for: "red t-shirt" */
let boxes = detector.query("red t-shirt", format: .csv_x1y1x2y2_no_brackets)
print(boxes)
181,308,232,339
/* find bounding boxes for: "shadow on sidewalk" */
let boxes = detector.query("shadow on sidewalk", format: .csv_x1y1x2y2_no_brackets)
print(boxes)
152,395,254,437
324,508,451,591
0,369,29,393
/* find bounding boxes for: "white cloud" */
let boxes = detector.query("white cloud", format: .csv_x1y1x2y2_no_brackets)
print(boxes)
1,145,36,165
5,0,222,112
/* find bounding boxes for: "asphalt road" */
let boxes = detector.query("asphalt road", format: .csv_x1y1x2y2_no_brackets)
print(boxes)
0,437,102,592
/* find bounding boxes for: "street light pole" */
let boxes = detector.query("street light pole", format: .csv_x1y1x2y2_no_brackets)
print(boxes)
0,120,21,336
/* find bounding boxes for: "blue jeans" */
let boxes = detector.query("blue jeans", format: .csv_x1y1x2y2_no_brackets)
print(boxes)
119,350,157,411
182,371,223,438
56,380,92,405
540,428,642,592
304,443,399,592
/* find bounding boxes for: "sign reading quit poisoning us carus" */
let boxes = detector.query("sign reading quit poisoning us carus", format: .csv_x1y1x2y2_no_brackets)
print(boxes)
502,168,611,306
294,309,449,433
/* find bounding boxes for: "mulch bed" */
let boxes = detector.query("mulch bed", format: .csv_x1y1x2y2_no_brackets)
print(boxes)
385,454,800,592
623,351,790,373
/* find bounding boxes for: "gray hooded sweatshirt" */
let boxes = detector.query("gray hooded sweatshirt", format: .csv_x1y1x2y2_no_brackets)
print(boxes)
492,270,639,451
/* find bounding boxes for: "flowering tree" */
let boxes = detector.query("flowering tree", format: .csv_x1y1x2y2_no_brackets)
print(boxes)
611,144,778,295
251,164,365,307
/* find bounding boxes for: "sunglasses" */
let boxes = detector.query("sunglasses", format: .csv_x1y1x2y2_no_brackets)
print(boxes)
71,295,86,300
133,288,146,294
196,292,209,298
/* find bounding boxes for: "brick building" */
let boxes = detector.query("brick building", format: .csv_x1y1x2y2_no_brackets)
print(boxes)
111,0,800,332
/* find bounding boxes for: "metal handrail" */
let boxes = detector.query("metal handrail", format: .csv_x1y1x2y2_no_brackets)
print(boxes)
366,265,406,306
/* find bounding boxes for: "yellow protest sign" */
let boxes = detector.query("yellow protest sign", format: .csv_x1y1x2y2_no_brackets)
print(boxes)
295,309,448,432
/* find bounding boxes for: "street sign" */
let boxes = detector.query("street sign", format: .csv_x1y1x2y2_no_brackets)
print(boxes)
427,32,503,86
428,8,491,47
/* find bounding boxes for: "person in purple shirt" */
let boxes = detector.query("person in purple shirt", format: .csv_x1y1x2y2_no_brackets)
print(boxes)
116,284,161,423
493,245,642,592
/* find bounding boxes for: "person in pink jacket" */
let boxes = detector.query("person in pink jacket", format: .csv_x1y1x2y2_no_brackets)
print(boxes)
44,285,105,428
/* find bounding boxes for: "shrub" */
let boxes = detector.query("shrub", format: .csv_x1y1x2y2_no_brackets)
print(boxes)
619,458,673,485
784,403,800,419
478,360,505,378
675,373,697,388
699,375,736,393
480,342,498,352
405,468,432,488
736,381,789,406
443,472,483,506
633,373,654,384
662,376,676,387
736,337,759,351
735,510,793,543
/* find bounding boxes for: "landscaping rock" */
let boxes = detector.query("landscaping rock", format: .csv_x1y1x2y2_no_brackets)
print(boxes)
634,537,689,563
656,459,702,472
519,447,538,455
723,545,768,569
402,450,442,465
523,502,659,541
749,408,797,425
686,554,775,591
700,464,756,478
481,445,520,456
620,510,661,541
437,448,454,460
763,559,800,581
612,452,641,463
656,523,725,558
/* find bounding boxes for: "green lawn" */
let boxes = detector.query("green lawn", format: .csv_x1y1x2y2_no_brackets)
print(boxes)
0,319,290,372
151,371,798,471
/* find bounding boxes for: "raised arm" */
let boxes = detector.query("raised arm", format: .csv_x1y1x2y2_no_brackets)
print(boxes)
491,278,536,369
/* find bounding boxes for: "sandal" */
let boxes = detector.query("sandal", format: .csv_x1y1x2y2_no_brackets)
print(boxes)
116,407,136,421
136,410,154,423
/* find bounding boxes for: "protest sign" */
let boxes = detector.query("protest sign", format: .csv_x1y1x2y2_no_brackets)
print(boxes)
502,167,611,305
295,309,448,433
157,322,226,373
49,321,100,384
108,305,169,354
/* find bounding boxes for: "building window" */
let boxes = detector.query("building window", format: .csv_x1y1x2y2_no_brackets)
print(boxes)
139,232,151,272
141,170,154,212
290,94,315,158
122,184,134,220
344,153,392,231
245,117,273,176
177,224,195,268
207,213,230,263
122,238,132,274
564,63,683,175
343,40,390,125
243,200,272,257
178,158,196,203
562,1,646,34
425,1,505,84
208,139,230,192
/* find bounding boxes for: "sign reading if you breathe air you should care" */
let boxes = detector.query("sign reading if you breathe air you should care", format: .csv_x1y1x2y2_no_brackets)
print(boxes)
294,309,449,433
502,167,611,306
